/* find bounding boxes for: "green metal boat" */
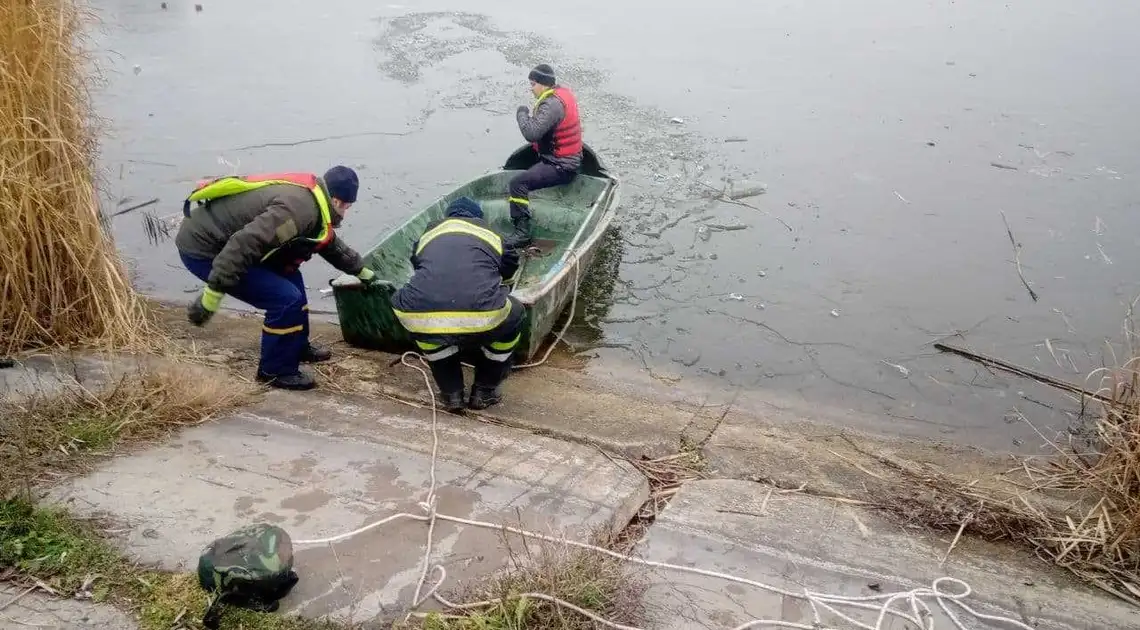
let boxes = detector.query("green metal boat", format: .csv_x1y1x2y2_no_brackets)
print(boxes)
329,144,621,361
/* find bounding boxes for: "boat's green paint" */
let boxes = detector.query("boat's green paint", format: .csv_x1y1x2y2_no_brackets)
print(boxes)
331,144,621,361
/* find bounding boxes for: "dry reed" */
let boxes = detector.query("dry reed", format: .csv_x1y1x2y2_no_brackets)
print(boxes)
866,317,1140,607
1027,330,1140,604
1,0,153,355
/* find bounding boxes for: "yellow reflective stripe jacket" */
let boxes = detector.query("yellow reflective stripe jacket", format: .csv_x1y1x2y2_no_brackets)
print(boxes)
390,215,520,335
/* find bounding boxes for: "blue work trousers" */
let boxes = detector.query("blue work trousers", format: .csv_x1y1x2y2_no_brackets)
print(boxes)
508,161,576,221
180,252,309,377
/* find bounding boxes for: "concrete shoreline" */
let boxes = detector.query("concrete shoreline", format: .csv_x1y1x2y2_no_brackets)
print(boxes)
2,309,1137,628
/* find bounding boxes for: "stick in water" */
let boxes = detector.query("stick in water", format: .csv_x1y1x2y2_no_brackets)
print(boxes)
111,197,159,217
1000,210,1039,302
933,342,1109,403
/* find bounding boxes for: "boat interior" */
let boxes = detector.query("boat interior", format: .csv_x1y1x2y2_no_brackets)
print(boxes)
363,170,612,291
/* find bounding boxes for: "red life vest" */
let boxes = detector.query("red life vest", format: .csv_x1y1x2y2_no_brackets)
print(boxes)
531,86,582,158
191,171,320,191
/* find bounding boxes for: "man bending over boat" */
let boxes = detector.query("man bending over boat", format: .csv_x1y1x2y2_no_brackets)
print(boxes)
506,63,583,249
391,196,523,413
176,166,379,391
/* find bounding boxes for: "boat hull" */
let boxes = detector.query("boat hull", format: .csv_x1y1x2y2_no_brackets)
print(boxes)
331,144,620,362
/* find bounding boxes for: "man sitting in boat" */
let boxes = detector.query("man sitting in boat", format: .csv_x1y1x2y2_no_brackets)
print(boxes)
506,63,583,249
391,196,523,413
176,166,379,391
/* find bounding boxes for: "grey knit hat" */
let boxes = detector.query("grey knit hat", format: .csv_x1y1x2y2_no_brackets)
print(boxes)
528,64,556,87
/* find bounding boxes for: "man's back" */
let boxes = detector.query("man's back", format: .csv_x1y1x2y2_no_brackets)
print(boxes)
392,216,511,316
175,184,321,259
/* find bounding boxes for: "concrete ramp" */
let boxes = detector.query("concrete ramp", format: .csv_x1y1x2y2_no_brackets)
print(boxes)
47,391,649,623
636,480,1138,630
0,584,137,630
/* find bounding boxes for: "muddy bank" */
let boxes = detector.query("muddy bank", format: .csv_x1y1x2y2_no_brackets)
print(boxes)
151,302,1019,497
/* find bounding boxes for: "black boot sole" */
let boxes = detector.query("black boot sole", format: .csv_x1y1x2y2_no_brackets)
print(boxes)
256,374,317,391
299,346,333,364
467,392,502,410
299,354,332,364
441,392,467,414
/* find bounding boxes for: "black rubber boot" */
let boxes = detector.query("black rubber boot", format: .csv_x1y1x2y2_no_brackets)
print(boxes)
428,356,464,390
502,216,533,249
440,390,466,414
299,343,332,363
256,369,317,391
467,385,502,410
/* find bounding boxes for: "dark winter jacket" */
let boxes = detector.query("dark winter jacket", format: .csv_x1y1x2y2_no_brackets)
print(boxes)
516,93,582,172
391,211,520,335
175,178,364,293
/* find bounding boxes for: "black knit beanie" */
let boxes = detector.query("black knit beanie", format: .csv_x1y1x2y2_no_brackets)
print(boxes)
528,64,556,87
323,165,358,204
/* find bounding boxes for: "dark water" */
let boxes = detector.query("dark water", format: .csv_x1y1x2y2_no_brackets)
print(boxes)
90,0,1140,452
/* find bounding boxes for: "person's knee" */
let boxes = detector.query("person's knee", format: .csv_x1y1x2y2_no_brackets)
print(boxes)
266,286,306,322
285,292,306,317
509,172,529,195
179,251,213,282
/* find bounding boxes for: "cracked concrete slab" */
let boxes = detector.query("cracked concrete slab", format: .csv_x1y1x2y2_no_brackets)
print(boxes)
0,351,195,401
0,584,136,629
46,391,649,624
0,353,119,400
635,479,1139,630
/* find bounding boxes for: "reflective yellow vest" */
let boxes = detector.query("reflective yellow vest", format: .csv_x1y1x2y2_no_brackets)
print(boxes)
182,172,335,270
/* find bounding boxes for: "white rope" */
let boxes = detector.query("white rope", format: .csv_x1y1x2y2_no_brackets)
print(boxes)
513,256,581,369
292,350,1037,630
402,352,441,620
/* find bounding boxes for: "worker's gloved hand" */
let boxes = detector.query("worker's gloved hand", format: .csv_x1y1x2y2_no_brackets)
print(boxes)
187,287,224,327
356,267,395,291
356,267,379,286
517,105,529,116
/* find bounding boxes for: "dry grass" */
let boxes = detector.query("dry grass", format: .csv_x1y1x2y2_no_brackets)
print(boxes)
418,530,646,630
626,441,706,525
0,351,329,629
0,0,155,354
864,321,1140,607
0,499,355,630
0,356,255,497
1024,345,1140,603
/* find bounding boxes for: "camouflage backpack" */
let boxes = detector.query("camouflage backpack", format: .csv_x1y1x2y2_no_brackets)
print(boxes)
197,523,300,629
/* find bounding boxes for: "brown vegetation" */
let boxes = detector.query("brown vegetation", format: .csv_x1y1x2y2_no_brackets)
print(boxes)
0,497,348,630
0,0,153,355
1,357,254,498
419,530,647,630
865,330,1140,606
